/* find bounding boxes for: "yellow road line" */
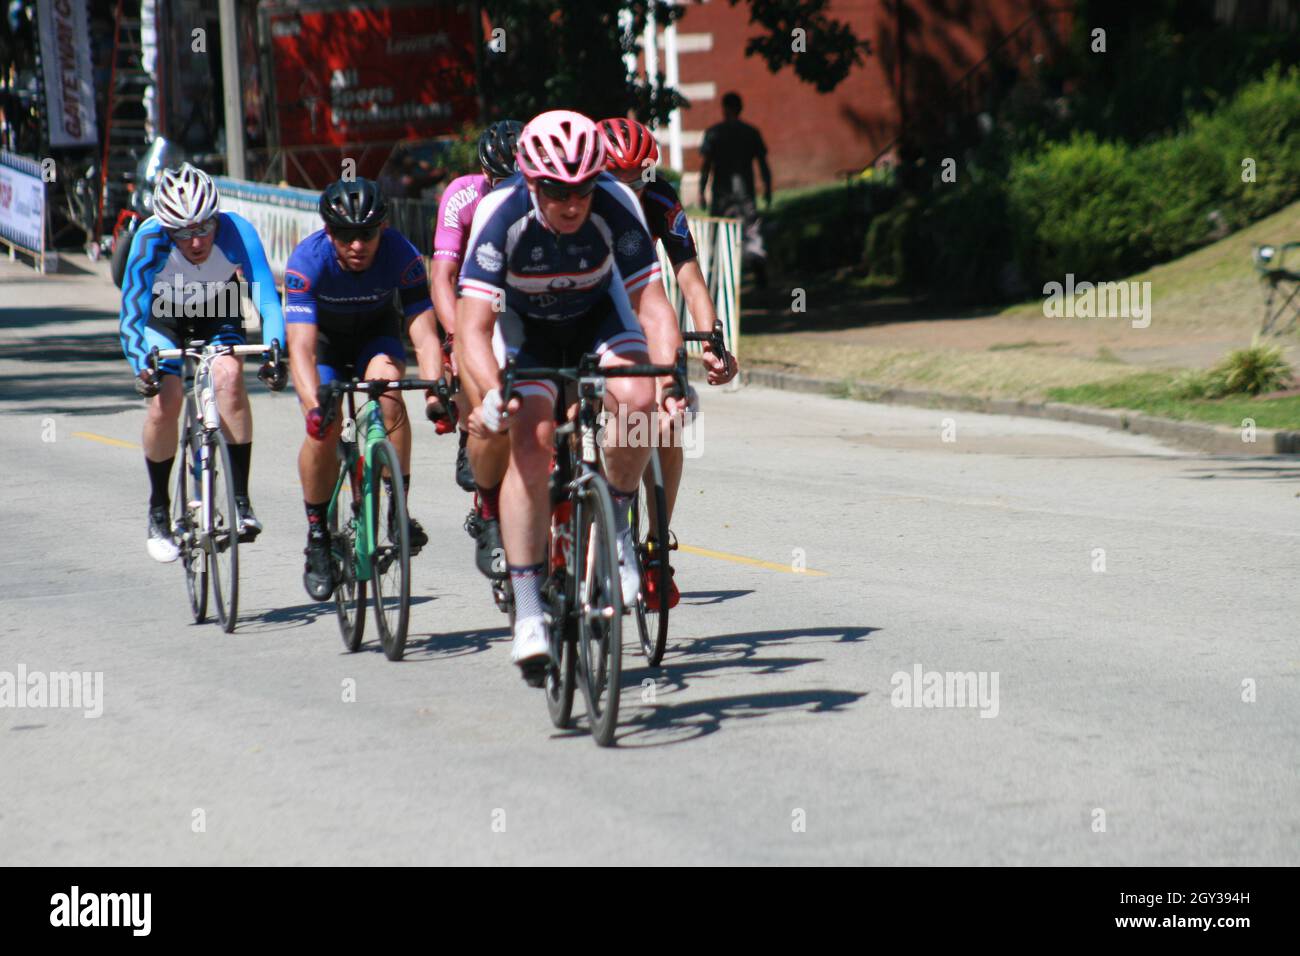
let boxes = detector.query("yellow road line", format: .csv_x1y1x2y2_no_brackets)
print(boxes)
71,431,140,450
677,543,828,576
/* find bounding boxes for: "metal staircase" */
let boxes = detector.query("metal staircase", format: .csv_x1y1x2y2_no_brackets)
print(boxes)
95,0,155,246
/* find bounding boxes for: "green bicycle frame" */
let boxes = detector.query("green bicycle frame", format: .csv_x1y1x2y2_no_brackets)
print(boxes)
326,396,391,583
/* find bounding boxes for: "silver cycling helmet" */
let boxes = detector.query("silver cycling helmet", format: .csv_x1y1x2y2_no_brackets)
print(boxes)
152,162,220,230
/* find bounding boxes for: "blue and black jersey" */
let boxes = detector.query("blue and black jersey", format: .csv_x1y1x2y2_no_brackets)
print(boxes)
283,227,432,333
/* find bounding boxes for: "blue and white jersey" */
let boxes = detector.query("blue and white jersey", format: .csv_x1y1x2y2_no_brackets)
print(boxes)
457,172,661,322
118,211,286,374
283,227,432,331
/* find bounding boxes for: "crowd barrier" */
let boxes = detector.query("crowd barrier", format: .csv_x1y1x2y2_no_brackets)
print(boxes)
214,176,742,366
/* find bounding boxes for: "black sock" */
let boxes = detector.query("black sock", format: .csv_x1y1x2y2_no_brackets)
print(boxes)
228,441,251,499
381,474,413,501
305,500,329,537
147,456,175,511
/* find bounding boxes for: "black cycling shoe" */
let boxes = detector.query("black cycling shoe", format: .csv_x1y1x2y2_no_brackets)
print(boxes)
235,496,262,542
464,508,483,540
475,516,506,580
455,430,476,492
303,531,336,601
387,510,428,555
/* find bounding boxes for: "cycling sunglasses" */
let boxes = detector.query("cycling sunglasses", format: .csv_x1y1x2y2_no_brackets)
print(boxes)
536,176,599,201
168,218,218,241
331,225,381,244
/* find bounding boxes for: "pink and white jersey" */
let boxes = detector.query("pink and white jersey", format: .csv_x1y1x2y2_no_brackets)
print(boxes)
433,173,491,263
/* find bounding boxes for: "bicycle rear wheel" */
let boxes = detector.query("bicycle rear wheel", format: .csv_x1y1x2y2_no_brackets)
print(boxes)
331,455,366,652
370,440,410,661
634,449,671,666
575,475,623,746
174,406,207,623
207,430,240,633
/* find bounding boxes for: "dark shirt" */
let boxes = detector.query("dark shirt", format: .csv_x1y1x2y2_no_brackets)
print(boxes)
700,118,767,207
639,178,697,268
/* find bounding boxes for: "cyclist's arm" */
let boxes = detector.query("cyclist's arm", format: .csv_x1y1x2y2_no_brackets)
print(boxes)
282,247,321,413
118,221,171,374
407,306,444,384
456,295,499,401
675,259,735,383
222,212,287,350
287,322,320,413
430,257,460,337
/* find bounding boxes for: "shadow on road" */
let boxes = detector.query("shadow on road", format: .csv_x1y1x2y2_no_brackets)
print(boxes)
395,625,510,661
1178,460,1300,482
583,623,877,747
678,588,755,605
238,595,437,633
615,688,867,747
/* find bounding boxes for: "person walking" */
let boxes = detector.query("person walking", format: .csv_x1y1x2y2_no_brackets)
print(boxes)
698,92,773,287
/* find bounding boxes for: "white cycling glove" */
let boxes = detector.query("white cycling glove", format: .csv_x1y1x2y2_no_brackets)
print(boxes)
481,388,509,433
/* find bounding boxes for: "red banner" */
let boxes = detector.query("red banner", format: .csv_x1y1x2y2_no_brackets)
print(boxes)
266,2,476,181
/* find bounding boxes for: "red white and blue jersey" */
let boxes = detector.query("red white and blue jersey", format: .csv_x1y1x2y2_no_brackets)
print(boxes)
458,172,661,323
639,177,697,268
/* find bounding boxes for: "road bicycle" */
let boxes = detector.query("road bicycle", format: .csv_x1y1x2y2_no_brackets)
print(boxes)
631,320,732,666
500,348,688,746
317,375,452,661
150,340,279,633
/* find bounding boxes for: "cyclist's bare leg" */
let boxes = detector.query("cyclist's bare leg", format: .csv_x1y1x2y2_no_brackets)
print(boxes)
142,374,184,461
599,351,655,494
298,413,342,503
500,394,554,567
211,353,251,444
457,353,510,490
654,442,684,527
364,354,409,476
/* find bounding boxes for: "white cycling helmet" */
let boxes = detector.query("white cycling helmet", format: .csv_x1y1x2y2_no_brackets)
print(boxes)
152,163,220,230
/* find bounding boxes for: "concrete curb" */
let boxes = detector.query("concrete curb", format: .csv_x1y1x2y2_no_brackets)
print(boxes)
740,368,1300,456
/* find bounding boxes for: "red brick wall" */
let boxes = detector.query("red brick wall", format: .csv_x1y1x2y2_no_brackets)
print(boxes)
665,0,1073,192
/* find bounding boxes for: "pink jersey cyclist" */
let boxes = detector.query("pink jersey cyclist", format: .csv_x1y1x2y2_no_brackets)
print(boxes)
433,173,491,265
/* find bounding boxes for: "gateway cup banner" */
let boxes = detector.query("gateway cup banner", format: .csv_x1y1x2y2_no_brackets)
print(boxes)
36,0,99,148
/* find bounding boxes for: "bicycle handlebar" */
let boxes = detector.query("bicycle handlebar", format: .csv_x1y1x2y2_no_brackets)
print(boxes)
316,377,449,431
500,346,690,409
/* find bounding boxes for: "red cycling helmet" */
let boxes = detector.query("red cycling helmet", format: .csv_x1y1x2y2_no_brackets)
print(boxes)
598,117,660,174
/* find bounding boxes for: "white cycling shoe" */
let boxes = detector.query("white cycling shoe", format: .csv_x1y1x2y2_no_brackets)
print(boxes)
616,533,641,609
147,506,180,563
510,615,551,667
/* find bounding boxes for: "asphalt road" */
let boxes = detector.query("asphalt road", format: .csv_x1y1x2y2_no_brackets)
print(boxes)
2,257,1297,865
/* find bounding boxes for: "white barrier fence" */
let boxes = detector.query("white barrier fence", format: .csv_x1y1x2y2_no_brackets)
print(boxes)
215,176,742,366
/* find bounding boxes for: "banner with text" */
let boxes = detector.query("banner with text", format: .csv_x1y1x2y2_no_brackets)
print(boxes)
0,152,45,251
36,0,99,148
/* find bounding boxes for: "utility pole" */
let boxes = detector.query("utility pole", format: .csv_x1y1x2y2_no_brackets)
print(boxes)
218,0,245,179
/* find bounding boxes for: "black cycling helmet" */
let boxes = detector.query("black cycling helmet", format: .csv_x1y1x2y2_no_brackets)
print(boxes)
319,177,387,229
477,120,523,180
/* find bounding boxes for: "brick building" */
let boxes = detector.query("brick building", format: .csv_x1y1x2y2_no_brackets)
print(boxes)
641,1,1074,200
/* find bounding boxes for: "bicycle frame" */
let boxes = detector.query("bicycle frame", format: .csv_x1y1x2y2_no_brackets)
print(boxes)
327,394,392,584
153,342,265,546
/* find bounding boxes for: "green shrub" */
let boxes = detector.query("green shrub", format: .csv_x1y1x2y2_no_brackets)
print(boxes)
1210,340,1293,396
1007,67,1300,290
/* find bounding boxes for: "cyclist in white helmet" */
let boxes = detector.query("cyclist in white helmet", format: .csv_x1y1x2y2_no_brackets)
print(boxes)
118,162,287,563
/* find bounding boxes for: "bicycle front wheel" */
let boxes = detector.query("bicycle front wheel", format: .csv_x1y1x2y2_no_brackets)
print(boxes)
207,429,240,633
174,405,207,624
331,456,366,652
370,440,410,661
634,449,671,666
575,475,623,746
